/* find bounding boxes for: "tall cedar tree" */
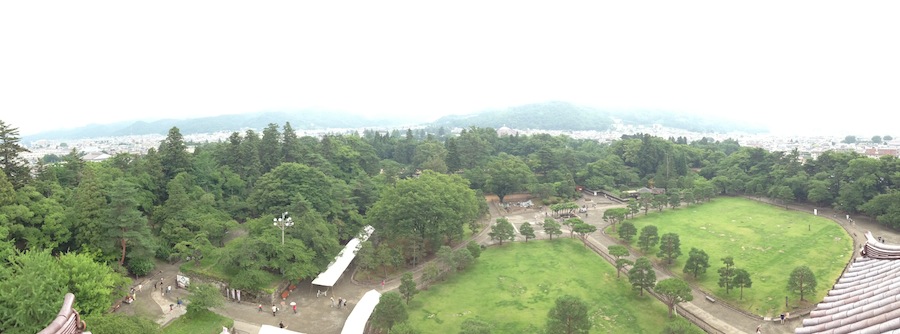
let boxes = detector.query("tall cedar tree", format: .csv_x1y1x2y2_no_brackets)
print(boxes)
0,120,31,188
259,123,283,173
158,127,192,181
717,256,735,294
282,122,301,163
104,179,156,265
399,272,417,304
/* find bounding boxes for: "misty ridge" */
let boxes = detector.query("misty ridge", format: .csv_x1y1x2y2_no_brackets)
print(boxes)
24,101,767,141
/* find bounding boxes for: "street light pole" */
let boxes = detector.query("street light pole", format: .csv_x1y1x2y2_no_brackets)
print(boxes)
273,212,294,245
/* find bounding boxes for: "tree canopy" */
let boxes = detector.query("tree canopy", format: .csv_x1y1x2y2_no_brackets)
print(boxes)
545,295,591,334
655,278,693,318
628,257,656,296
787,266,817,301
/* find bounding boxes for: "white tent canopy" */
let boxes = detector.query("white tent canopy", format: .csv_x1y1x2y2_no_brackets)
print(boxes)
258,325,305,334
311,226,374,287
340,289,381,334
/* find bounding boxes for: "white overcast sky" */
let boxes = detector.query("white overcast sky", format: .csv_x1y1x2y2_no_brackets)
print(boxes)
1,1,899,136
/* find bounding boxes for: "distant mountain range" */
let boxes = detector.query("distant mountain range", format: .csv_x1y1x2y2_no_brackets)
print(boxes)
24,110,424,141
432,101,767,133
24,102,767,141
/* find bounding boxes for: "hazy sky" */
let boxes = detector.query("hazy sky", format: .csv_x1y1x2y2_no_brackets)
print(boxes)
2,1,899,136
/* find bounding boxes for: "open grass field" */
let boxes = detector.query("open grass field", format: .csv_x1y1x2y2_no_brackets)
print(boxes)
161,310,233,334
620,197,853,316
406,238,688,333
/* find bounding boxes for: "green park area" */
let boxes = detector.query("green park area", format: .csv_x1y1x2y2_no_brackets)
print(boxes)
622,197,853,316
406,238,686,333
161,310,233,334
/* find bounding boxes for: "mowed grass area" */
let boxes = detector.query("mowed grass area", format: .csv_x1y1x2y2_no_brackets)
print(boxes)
622,197,853,316
407,239,685,333
161,310,233,334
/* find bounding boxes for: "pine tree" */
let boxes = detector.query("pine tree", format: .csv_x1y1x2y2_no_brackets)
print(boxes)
0,120,31,188
399,272,418,304
104,179,156,265
158,127,192,181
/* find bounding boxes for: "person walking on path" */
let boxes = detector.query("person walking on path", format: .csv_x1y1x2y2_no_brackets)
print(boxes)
258,304,263,312
167,285,172,295
330,296,335,308
271,304,277,316
291,301,297,314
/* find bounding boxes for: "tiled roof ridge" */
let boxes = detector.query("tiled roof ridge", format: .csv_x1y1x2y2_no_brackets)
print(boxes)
828,263,900,296
798,302,900,333
862,232,900,259
795,232,900,334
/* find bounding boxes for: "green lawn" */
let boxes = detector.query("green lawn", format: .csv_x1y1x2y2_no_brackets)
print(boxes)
406,239,688,333
618,197,853,316
161,310,233,334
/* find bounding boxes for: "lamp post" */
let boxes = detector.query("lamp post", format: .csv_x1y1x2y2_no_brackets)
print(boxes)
273,212,294,245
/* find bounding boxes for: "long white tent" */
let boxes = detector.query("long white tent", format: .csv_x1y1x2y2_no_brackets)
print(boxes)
258,325,305,334
311,226,374,287
340,289,381,334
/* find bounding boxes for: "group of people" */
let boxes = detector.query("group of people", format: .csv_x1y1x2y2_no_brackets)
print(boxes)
330,296,348,308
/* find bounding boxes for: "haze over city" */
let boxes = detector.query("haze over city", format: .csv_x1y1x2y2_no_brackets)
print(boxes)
2,1,899,136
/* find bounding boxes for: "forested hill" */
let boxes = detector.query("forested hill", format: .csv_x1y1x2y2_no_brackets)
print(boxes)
432,101,767,133
25,110,420,140
431,101,616,131
27,101,766,141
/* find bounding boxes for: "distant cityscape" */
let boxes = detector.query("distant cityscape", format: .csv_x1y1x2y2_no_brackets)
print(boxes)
22,121,898,165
